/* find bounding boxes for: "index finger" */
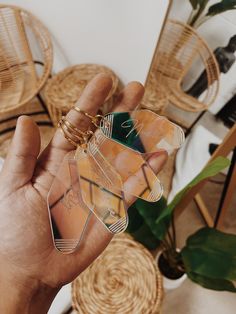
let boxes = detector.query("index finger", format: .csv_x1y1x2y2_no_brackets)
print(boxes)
50,73,113,152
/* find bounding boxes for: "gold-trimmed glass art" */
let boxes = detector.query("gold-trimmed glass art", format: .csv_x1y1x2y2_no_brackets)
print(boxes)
48,110,184,253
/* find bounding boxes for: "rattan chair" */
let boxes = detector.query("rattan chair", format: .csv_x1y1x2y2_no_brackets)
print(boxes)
153,19,220,112
0,4,53,113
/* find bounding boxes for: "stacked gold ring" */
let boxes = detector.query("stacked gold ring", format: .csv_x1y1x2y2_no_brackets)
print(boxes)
72,107,104,127
58,107,104,147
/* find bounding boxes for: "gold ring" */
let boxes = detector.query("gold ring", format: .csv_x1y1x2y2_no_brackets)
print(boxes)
61,116,93,140
72,107,103,127
58,120,79,147
60,119,83,142
58,116,94,147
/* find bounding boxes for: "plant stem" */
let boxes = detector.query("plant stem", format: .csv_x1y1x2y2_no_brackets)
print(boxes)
162,238,171,251
194,15,211,28
160,241,169,253
171,213,177,249
167,228,175,250
187,9,197,25
189,9,204,27
188,1,209,28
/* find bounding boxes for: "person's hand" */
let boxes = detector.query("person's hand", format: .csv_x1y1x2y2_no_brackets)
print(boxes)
0,74,167,314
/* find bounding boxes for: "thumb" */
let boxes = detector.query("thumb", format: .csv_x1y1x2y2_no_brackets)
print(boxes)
1,116,41,191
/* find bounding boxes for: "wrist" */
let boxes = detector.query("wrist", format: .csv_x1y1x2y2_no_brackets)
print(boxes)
27,282,60,314
0,265,59,314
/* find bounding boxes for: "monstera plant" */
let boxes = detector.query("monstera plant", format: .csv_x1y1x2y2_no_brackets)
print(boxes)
127,157,236,292
187,0,236,28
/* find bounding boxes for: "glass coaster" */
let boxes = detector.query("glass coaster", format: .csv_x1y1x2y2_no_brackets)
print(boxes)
100,109,185,155
88,130,163,202
47,152,91,254
74,147,128,234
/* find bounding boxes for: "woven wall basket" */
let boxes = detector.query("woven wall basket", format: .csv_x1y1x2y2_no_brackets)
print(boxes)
44,64,120,126
72,234,163,314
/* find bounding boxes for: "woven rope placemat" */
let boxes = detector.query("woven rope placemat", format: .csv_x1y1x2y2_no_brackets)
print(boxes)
0,99,54,158
72,234,163,314
44,64,121,126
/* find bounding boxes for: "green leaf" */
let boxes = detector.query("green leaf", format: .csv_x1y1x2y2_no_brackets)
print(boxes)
181,247,236,281
135,197,170,241
189,0,200,9
186,227,236,255
181,227,236,282
187,272,236,292
127,200,163,249
207,0,236,16
155,157,230,231
128,222,160,250
189,0,210,10
127,203,145,233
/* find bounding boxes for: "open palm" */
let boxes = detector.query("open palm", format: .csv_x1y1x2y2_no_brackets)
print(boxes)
0,74,167,312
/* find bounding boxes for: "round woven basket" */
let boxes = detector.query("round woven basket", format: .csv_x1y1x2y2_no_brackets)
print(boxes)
72,234,163,314
44,64,120,126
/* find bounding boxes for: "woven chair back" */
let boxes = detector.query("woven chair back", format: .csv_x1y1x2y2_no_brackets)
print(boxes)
154,19,219,112
0,5,52,113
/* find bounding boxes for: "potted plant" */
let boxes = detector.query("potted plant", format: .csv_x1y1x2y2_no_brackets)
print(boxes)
187,0,236,28
127,157,236,292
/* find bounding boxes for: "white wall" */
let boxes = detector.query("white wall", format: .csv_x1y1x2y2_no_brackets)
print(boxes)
6,0,170,85
170,0,236,114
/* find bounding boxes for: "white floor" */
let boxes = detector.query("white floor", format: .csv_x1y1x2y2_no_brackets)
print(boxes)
48,284,72,314
49,279,236,314
163,279,236,314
